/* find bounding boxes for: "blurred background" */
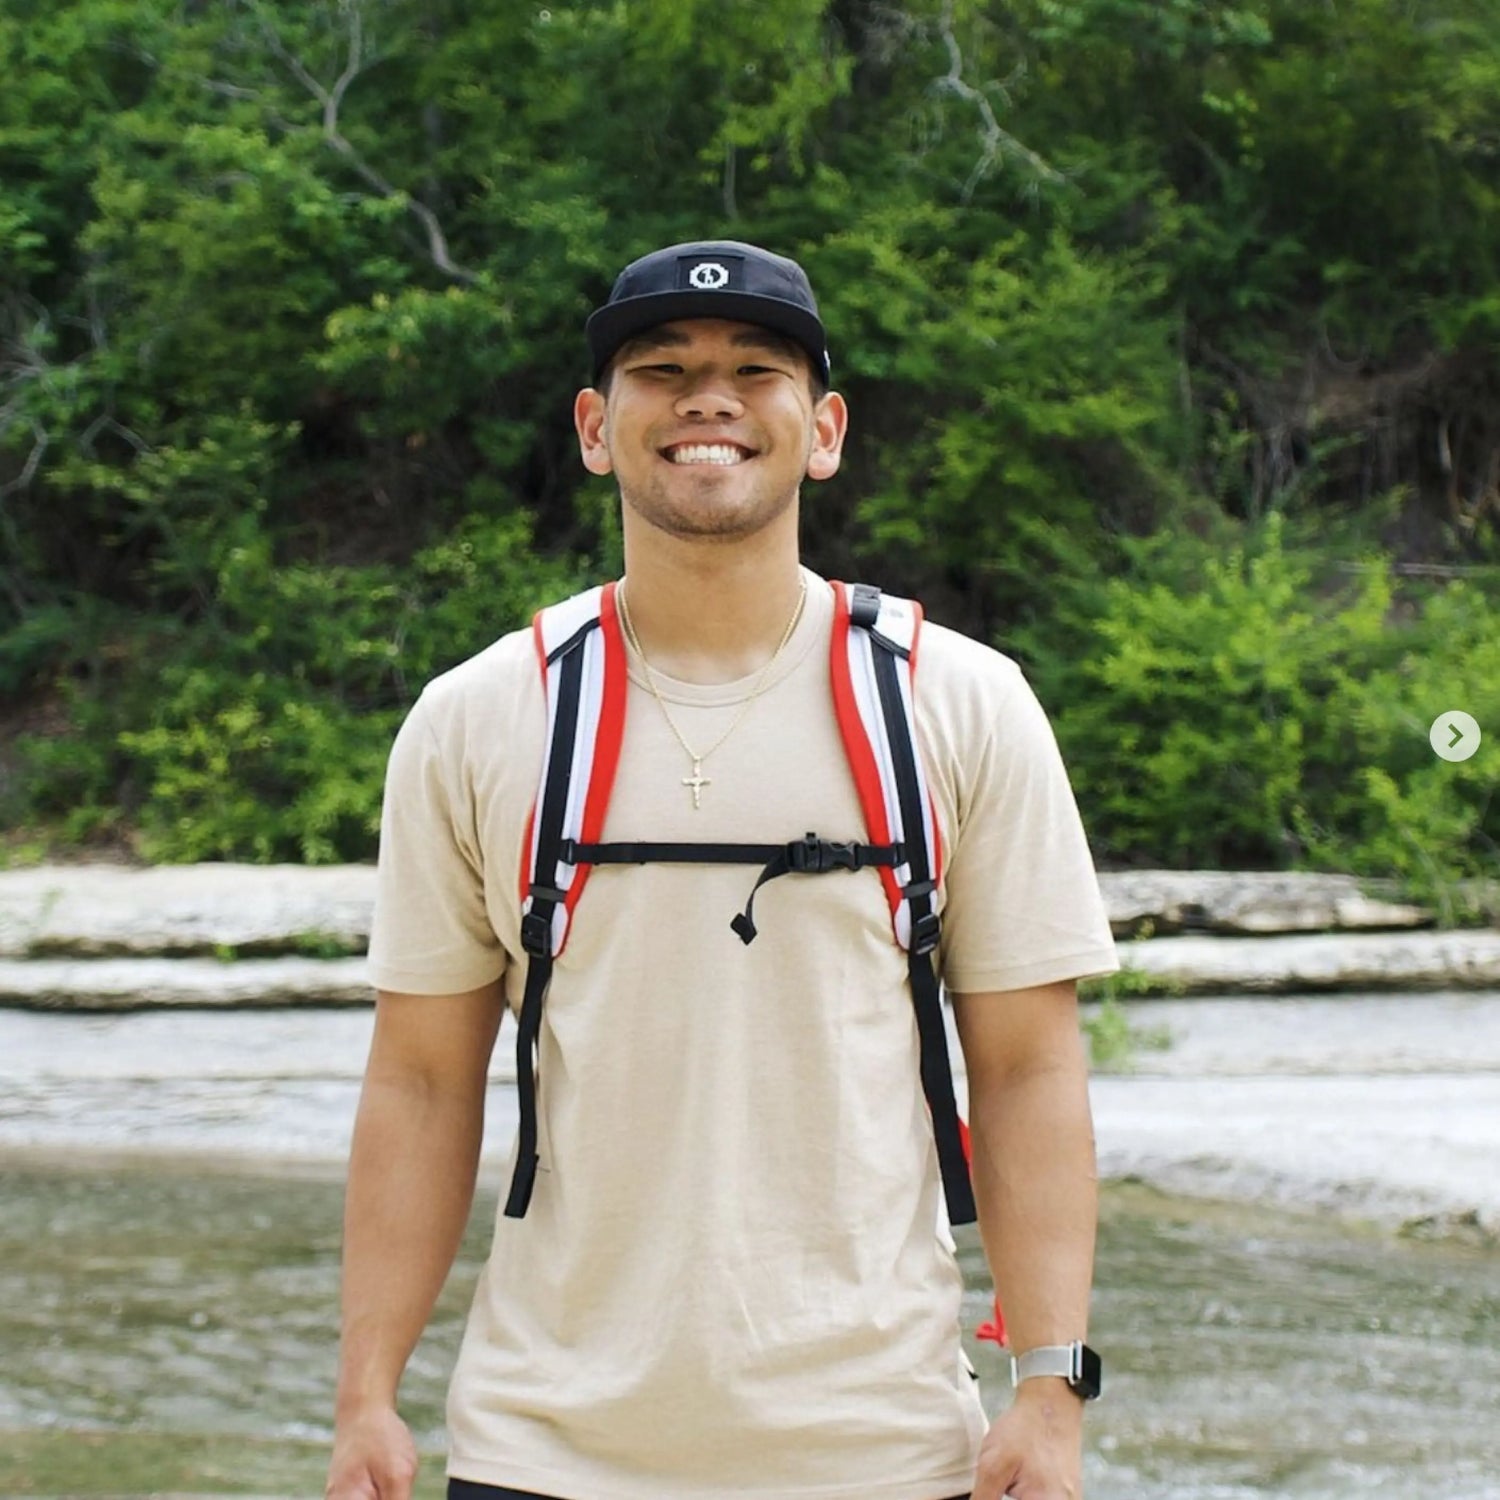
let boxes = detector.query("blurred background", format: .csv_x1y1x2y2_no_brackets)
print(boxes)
3,2,1500,1497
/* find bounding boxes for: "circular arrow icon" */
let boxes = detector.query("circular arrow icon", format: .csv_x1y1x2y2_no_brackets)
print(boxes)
1430,710,1481,763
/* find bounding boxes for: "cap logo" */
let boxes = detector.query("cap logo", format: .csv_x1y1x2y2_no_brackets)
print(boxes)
687,261,730,290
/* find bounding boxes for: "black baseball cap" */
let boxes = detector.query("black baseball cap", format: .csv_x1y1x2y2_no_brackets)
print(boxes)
586,239,831,387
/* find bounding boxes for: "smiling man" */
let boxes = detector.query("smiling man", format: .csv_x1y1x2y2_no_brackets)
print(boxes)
327,240,1118,1500
584,320,833,546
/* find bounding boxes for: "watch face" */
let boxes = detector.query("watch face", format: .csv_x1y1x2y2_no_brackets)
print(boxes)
1071,1342,1103,1400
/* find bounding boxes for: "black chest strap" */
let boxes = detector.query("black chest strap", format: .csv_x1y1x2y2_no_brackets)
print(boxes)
506,832,903,1219
508,581,976,1228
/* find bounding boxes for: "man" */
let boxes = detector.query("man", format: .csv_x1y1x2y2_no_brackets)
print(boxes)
327,240,1118,1500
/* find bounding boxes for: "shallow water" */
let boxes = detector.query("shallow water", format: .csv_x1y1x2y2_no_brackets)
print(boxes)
1,1165,1496,1498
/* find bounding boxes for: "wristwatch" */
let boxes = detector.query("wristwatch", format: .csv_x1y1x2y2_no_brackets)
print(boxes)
1009,1340,1102,1401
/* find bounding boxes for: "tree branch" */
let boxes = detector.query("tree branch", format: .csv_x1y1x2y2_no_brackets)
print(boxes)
0,422,48,501
198,77,262,103
0,304,49,518
326,2,365,132
255,9,333,110
1,294,149,519
249,0,478,284
79,414,151,456
934,0,1062,200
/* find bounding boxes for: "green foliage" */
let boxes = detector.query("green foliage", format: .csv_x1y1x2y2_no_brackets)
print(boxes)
114,669,396,864
1079,990,1174,1073
3,0,1499,867
835,225,1179,608
1296,579,1500,910
1024,514,1500,895
1079,962,1178,1071
18,503,578,863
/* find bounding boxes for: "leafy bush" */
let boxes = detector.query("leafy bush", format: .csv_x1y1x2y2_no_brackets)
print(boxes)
1300,580,1500,910
1022,514,1500,900
6,0,1500,867
17,492,580,864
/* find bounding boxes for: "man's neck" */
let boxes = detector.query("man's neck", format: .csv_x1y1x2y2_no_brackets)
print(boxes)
619,539,806,685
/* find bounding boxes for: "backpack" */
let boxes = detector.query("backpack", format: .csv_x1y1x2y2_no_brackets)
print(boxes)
505,578,976,1236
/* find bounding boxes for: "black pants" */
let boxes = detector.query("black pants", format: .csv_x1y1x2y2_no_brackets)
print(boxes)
448,1486,558,1500
448,1484,969,1500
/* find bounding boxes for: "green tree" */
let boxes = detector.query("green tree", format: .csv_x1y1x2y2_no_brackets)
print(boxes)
2,0,1497,877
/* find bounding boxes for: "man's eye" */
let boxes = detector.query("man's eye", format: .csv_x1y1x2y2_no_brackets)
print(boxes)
738,365,780,376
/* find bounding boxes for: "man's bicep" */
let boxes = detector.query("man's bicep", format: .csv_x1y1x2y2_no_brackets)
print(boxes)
367,982,507,1094
368,692,505,996
950,980,1085,1089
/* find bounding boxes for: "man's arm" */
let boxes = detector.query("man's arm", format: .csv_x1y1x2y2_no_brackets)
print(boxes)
951,979,1097,1500
326,981,506,1500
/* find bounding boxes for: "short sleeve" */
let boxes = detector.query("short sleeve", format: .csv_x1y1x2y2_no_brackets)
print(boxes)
366,691,506,995
937,661,1118,994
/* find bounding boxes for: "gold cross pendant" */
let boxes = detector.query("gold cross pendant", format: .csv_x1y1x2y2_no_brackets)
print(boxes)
682,759,710,809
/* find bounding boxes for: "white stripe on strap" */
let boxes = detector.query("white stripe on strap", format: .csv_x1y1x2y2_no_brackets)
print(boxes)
839,584,939,952
538,583,604,659
525,586,610,957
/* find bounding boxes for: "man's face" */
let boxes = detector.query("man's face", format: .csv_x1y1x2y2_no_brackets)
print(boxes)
574,318,847,544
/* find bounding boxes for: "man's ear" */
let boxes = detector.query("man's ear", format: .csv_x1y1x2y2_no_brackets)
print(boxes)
575,387,613,476
806,391,848,482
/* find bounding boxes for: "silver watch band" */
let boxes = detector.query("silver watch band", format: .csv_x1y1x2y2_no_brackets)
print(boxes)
1010,1341,1086,1387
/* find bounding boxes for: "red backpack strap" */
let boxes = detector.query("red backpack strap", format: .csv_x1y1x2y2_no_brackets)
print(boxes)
828,580,943,949
506,581,627,1219
829,580,976,1227
517,582,628,960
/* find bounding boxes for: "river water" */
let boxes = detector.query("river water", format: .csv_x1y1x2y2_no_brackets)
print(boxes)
2,1163,1496,1499
3,1000,1498,1496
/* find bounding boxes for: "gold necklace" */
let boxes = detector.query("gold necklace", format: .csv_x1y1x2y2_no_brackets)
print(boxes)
616,576,807,809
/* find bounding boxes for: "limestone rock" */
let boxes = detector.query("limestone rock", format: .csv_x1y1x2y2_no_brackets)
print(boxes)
0,865,377,958
1098,869,1431,936
1121,929,1500,993
1081,993,1500,1076
0,956,372,1009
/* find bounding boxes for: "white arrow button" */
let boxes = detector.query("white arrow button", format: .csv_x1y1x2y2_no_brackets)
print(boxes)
1430,711,1481,763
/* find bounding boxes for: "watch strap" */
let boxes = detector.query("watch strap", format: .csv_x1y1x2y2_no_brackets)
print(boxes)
1009,1340,1102,1400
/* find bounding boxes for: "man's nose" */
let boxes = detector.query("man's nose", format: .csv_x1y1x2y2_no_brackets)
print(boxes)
675,369,743,418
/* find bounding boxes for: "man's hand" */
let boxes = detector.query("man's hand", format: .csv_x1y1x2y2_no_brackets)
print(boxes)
970,1381,1085,1499
325,1404,420,1500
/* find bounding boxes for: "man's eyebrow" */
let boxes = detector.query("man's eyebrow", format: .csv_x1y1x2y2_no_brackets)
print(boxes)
729,329,801,360
616,329,691,359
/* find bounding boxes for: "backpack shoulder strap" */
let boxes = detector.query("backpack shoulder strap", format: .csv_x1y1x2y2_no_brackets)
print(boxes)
828,580,943,949
517,582,629,960
506,581,627,1219
829,579,976,1226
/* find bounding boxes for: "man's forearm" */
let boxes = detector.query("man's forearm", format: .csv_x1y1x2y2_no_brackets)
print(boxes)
966,1052,1097,1356
335,1071,488,1416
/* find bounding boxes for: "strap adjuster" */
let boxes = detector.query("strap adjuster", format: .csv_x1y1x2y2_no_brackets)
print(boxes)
910,909,941,955
521,909,555,958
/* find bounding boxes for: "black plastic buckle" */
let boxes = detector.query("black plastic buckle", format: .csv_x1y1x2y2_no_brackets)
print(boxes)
910,909,942,956
787,834,860,873
787,833,821,872
520,911,553,958
849,584,881,629
825,840,860,870
521,884,566,958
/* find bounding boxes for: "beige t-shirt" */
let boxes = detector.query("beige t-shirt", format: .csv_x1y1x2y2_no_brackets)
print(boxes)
368,570,1118,1500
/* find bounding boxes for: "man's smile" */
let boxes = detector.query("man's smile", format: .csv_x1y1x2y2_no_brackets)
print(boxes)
660,441,757,466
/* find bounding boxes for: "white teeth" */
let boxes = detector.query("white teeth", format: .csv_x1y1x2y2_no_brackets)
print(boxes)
667,443,749,465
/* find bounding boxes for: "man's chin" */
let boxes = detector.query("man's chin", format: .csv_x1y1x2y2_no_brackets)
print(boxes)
622,485,797,541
